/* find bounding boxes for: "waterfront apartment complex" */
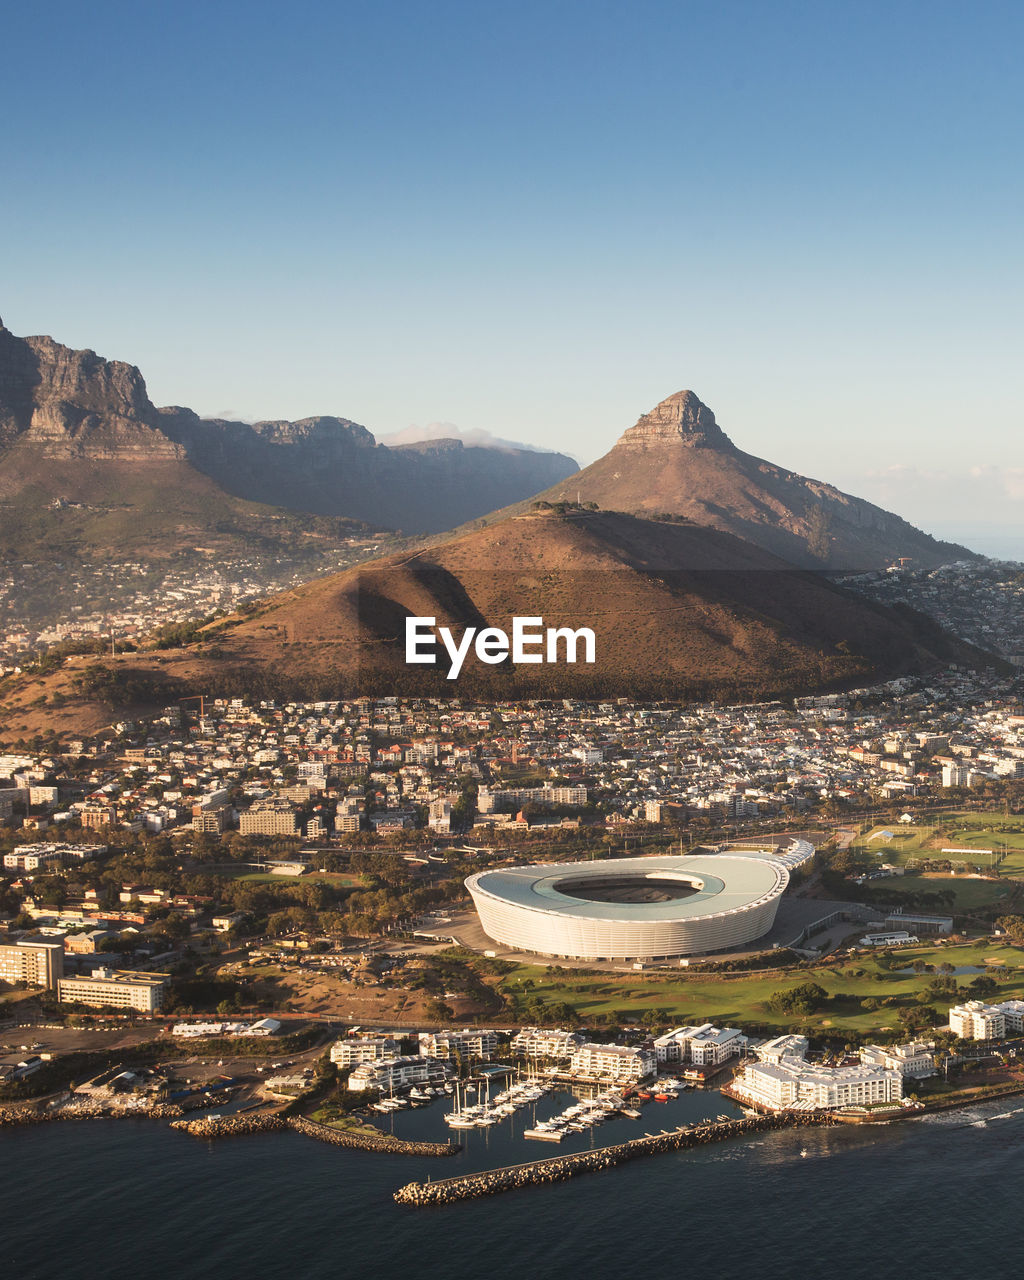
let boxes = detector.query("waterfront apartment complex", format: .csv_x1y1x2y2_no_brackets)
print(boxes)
567,1042,656,1085
418,1029,499,1060
347,1055,453,1093
330,1037,400,1067
511,1027,585,1059
0,940,64,989
653,1023,747,1068
729,1038,905,1112
57,967,169,1012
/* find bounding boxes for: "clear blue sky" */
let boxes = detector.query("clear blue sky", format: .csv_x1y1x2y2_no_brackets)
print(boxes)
3,0,1022,547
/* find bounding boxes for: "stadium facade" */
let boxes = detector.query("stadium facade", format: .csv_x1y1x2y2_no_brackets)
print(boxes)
465,852,793,961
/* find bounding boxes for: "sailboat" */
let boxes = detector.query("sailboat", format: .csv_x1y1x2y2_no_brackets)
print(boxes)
445,1079,480,1129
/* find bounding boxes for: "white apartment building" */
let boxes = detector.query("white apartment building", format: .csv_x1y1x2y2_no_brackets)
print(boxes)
996,999,1024,1032
239,801,298,836
731,1050,903,1112
58,968,168,1012
755,1034,810,1065
511,1027,585,1059
428,799,452,832
567,1042,656,1085
860,1041,935,1078
949,1000,1007,1040
3,849,66,872
653,1023,747,1067
0,940,64,989
330,1037,400,1067
476,784,588,814
347,1055,452,1093
418,1029,499,1060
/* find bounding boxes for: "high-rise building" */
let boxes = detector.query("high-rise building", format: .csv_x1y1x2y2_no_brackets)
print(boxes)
0,941,64,989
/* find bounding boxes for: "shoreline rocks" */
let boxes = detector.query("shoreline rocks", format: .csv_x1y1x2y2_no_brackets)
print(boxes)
169,1111,459,1156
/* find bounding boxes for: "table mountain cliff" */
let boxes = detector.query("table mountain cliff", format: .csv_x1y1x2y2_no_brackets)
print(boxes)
0,320,578,553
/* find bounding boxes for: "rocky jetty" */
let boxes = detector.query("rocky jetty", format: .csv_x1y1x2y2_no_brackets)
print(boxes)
169,1111,459,1156
394,1113,834,1206
287,1114,458,1156
169,1113,288,1139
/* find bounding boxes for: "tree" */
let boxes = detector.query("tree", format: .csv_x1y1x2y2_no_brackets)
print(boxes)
767,982,829,1015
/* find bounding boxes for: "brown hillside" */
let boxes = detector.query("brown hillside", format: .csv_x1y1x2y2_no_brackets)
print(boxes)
0,509,994,745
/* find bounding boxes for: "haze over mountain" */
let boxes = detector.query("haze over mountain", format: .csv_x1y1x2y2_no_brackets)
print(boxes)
157,406,577,533
377,421,571,455
1,506,997,743
489,391,977,571
0,320,578,554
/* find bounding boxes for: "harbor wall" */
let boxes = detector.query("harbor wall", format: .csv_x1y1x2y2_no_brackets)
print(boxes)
394,1112,834,1206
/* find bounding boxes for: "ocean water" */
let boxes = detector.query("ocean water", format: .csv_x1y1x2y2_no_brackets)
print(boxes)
4,1095,1023,1279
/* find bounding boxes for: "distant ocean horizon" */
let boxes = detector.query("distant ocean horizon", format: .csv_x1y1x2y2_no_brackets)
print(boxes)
929,527,1024,563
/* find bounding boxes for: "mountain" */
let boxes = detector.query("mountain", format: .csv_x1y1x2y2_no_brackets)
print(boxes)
0,320,578,554
0,323,373,560
486,391,976,570
1,507,997,743
156,407,578,533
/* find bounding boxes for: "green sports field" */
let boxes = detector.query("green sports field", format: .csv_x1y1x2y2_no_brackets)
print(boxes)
855,812,1024,878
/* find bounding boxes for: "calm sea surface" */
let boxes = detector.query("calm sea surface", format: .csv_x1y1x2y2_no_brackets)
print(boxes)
3,1089,1022,1280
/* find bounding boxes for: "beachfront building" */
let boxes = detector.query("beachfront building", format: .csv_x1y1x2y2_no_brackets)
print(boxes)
511,1027,585,1060
730,1049,904,1113
58,967,169,1012
949,1001,1007,1041
347,1055,453,1093
0,940,64,989
567,1042,656,1086
418,1029,500,1061
330,1037,400,1067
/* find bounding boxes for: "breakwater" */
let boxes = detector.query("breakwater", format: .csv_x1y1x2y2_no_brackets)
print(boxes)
394,1113,834,1206
0,1101,184,1127
170,1111,459,1156
170,1112,288,1139
287,1115,459,1156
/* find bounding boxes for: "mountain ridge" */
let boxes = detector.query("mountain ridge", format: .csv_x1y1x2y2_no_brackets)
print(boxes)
0,320,579,544
477,390,977,571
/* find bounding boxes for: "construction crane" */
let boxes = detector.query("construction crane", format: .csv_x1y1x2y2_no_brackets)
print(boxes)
178,694,210,719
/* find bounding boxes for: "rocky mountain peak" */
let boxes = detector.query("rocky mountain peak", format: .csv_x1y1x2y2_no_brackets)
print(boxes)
617,390,734,451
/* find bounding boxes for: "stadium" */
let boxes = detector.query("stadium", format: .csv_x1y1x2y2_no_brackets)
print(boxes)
465,852,792,960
